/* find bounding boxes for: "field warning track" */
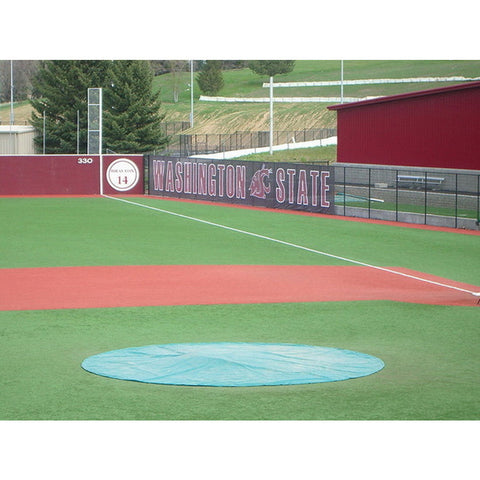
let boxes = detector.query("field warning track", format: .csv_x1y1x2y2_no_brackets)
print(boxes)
1,265,478,311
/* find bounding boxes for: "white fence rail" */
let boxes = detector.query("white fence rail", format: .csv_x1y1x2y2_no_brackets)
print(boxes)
262,76,480,88
200,95,379,103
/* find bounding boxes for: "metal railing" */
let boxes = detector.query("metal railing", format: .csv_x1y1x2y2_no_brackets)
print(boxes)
158,128,336,156
159,121,191,137
334,164,480,230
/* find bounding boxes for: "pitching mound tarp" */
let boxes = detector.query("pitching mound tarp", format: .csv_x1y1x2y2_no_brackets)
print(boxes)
81,343,384,387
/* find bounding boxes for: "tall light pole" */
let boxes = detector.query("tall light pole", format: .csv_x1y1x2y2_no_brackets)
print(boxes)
190,60,194,128
9,60,14,153
10,60,14,125
341,60,344,104
269,76,274,155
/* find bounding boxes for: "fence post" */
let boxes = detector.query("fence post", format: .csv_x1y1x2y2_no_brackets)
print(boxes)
455,173,458,229
477,175,480,225
424,171,428,224
368,168,372,218
43,110,46,154
395,169,399,222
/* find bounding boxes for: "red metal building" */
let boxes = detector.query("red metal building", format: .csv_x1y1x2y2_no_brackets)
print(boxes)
328,81,480,170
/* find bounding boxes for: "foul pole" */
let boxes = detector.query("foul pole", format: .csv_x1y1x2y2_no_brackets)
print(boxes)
87,88,103,194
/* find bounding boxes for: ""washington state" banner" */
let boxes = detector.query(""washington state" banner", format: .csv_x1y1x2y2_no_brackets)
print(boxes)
147,155,335,214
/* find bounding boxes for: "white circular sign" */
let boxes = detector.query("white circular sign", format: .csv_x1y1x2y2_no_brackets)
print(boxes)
106,158,140,191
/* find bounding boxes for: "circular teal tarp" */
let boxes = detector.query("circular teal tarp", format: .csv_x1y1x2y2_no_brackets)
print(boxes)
82,342,384,387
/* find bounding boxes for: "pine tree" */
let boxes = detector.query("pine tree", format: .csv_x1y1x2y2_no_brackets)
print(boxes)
103,60,167,154
248,60,295,78
196,60,224,96
29,60,167,154
30,60,111,153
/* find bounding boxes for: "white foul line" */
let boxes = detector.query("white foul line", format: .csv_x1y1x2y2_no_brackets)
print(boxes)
104,195,480,297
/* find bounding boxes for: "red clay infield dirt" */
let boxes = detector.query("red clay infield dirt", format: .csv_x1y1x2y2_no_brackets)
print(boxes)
1,265,479,311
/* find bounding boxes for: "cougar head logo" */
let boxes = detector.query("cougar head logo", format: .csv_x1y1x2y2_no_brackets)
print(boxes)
249,164,273,199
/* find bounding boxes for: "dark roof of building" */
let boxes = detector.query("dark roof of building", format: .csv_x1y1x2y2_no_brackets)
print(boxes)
327,80,480,111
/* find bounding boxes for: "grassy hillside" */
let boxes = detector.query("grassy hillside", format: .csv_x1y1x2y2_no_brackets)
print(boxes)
0,101,32,125
155,59,480,133
236,145,337,164
2,60,479,133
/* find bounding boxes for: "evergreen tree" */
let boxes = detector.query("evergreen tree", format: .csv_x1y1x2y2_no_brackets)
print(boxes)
30,60,111,153
196,60,224,96
248,60,295,78
103,60,167,154
30,60,167,154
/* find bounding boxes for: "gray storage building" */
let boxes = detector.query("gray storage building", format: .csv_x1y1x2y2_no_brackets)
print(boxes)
0,125,36,154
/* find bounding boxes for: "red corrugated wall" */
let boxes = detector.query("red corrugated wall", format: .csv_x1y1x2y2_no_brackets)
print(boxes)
333,83,480,170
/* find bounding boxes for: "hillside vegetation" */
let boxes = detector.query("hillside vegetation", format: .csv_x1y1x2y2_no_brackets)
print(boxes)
153,60,480,133
2,60,479,134
236,144,338,163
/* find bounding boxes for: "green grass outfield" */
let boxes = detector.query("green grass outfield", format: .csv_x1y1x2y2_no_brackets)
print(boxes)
0,196,479,421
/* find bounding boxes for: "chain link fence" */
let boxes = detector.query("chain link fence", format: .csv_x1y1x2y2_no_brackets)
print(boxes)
157,128,336,157
159,121,191,138
334,164,480,230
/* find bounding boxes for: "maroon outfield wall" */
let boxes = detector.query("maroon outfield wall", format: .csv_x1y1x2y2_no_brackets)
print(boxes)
0,155,144,195
147,155,335,214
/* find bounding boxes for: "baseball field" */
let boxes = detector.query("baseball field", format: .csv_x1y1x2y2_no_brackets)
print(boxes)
1,193,479,479
1,194,479,421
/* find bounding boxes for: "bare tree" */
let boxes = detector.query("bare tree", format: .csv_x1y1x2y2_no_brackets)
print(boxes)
0,60,39,103
169,60,188,102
